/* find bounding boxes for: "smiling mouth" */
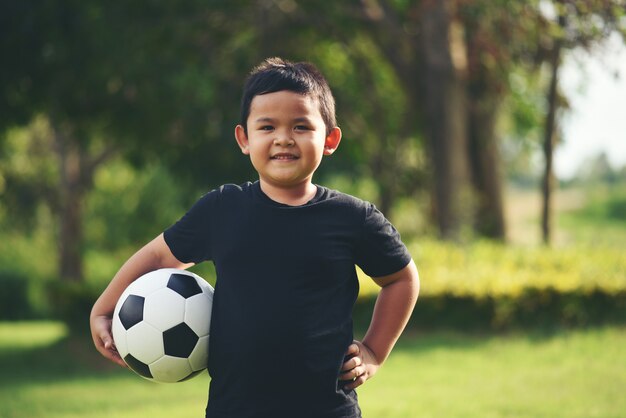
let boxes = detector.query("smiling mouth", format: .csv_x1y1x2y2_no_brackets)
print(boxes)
271,153,299,160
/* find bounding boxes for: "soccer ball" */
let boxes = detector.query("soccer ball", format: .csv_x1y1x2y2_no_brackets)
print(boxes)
111,268,214,383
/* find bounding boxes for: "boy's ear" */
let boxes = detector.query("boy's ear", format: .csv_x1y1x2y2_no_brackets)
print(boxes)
234,125,250,155
323,127,342,156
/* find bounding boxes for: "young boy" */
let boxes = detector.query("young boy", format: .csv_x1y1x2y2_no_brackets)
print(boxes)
91,57,419,418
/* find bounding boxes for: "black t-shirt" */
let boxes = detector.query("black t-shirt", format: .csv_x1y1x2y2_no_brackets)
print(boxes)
164,182,411,418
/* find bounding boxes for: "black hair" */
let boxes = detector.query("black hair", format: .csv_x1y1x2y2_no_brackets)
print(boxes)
239,57,337,135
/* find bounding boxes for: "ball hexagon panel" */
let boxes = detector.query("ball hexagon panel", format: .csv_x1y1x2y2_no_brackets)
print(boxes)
127,272,171,297
184,293,213,337
163,323,199,358
178,370,203,382
111,314,129,358
118,295,145,330
143,288,185,331
150,356,193,383
167,273,203,298
188,335,210,371
126,322,164,364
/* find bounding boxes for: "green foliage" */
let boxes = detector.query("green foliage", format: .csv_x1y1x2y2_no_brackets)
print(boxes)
0,117,59,230
85,159,188,252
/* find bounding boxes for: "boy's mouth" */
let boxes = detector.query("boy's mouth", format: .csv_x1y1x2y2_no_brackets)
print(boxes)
271,153,299,160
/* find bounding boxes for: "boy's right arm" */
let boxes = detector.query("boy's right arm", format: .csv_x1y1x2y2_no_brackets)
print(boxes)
89,233,193,366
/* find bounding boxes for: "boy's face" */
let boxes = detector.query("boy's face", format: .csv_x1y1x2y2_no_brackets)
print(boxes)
235,90,341,191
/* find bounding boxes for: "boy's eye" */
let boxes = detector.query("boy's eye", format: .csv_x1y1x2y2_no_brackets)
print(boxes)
260,125,274,131
294,125,310,131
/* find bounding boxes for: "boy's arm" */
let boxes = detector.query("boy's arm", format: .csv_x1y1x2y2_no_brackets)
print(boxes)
90,233,193,366
340,259,419,389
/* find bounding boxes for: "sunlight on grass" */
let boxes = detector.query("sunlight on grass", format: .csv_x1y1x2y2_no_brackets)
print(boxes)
0,321,67,351
4,375,209,418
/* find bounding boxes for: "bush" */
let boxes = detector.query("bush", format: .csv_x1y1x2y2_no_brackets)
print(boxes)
0,271,33,320
358,239,626,299
46,280,101,335
354,288,626,332
354,239,626,331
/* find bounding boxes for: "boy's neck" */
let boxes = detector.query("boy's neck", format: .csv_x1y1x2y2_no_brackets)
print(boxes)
259,180,318,206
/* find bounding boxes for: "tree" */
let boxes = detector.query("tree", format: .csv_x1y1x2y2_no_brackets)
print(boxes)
418,0,474,239
537,0,625,244
0,0,257,281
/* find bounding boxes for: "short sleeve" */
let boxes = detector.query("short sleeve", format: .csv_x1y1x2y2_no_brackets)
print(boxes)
354,203,412,277
163,190,218,264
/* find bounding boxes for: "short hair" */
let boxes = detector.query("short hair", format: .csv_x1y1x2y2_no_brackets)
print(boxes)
239,57,337,135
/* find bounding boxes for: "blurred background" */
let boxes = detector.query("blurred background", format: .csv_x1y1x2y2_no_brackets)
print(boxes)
1,1,625,417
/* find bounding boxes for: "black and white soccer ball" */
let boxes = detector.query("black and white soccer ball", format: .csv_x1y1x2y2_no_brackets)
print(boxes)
111,268,214,383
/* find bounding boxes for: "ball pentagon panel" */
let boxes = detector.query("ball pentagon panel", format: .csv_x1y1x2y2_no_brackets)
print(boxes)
167,273,203,298
124,354,153,379
163,323,199,358
117,295,144,330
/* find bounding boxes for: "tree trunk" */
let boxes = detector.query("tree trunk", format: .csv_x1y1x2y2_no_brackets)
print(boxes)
541,19,564,246
419,0,472,240
541,59,558,246
467,96,506,240
54,124,86,282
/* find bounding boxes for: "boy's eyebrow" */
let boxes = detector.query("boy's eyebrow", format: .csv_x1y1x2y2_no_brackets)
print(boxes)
253,116,314,124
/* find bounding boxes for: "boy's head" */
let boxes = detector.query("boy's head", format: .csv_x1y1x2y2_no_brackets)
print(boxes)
240,57,337,135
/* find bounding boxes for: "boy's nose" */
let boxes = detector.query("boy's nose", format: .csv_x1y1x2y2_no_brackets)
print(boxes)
273,133,295,147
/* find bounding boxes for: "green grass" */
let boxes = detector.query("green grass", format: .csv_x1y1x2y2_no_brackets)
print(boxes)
1,322,625,418
0,322,209,418
360,328,626,417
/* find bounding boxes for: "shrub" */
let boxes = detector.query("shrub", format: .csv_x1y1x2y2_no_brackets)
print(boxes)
354,239,626,331
46,280,101,335
0,271,33,320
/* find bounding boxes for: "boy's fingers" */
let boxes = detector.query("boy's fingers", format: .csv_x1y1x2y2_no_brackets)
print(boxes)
344,375,366,390
97,333,127,367
345,343,360,357
341,355,362,371
102,334,115,350
339,366,365,382
102,346,127,368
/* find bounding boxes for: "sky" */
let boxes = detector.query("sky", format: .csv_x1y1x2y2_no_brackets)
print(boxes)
556,33,626,180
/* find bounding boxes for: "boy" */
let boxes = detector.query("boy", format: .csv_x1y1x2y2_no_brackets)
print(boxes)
91,57,419,418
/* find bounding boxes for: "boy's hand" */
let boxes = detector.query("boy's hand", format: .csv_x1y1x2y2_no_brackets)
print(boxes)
339,340,381,390
90,314,127,368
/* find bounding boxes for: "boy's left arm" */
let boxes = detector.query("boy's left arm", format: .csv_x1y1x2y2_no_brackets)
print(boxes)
340,259,420,390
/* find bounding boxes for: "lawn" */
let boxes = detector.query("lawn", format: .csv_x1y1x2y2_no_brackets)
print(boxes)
1,322,625,418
